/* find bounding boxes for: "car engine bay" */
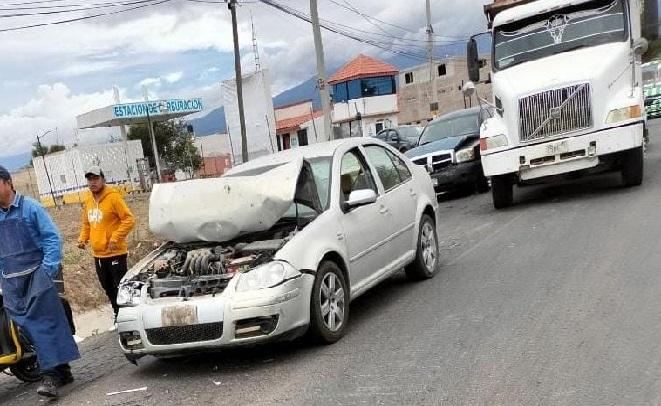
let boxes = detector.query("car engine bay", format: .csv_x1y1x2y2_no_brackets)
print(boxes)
125,222,301,300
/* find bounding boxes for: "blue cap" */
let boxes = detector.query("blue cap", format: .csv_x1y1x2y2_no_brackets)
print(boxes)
0,165,10,182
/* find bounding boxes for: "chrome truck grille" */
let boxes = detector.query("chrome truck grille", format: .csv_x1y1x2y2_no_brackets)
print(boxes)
518,83,592,143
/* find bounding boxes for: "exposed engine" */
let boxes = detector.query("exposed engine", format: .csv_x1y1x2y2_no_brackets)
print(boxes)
129,228,297,300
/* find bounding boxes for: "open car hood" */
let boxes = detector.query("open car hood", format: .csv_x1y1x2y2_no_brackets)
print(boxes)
149,157,322,243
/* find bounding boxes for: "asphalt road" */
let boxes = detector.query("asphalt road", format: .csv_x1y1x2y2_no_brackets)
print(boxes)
3,123,661,405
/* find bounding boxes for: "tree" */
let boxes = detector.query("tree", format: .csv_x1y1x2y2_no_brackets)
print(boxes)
128,120,203,176
31,142,48,157
48,145,65,154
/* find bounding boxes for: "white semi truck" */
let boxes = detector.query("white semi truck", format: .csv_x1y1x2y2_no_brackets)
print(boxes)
466,0,648,208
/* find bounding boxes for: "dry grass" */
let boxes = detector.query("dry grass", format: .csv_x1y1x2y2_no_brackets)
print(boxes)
48,194,161,312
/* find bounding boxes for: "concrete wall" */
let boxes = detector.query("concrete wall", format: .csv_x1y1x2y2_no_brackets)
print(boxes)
398,57,493,125
332,94,398,123
275,101,314,121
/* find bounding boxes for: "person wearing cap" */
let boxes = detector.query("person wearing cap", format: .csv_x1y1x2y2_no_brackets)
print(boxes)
77,166,135,322
0,165,79,398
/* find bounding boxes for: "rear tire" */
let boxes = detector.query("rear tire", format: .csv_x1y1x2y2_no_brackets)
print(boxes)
405,214,439,281
308,261,349,344
621,146,643,187
10,357,41,383
491,175,514,209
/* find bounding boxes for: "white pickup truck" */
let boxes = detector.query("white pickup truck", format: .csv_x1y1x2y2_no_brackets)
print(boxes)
466,0,648,208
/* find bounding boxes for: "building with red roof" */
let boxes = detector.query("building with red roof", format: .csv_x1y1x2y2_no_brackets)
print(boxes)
329,54,399,138
275,100,325,150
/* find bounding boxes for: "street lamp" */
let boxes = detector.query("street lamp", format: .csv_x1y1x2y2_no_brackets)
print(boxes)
35,129,58,208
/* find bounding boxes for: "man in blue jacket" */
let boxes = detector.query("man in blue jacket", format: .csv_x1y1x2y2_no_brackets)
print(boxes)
0,165,79,398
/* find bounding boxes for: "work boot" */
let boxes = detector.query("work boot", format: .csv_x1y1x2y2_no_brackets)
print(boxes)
56,364,74,385
36,375,58,398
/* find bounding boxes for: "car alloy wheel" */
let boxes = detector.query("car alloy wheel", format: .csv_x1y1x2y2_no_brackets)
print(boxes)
420,222,437,273
320,272,345,332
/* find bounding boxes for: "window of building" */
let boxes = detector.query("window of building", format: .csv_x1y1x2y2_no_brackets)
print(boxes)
405,72,414,84
375,122,384,134
297,129,309,146
282,134,291,150
361,76,396,97
438,64,447,76
332,82,349,103
276,134,282,151
479,59,487,68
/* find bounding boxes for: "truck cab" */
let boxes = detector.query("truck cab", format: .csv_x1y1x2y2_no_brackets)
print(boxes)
467,0,648,209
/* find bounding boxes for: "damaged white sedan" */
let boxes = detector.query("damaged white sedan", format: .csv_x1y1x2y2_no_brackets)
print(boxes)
116,138,440,362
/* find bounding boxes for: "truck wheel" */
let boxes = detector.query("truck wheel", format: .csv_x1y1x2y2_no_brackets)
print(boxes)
491,175,514,209
621,146,643,187
476,174,490,194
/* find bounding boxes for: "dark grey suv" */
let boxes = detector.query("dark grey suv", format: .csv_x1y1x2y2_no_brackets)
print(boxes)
406,107,490,195
375,126,423,153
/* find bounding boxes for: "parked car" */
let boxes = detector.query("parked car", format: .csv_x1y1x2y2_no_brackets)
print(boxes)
375,126,423,153
406,107,490,195
644,85,661,120
116,138,440,363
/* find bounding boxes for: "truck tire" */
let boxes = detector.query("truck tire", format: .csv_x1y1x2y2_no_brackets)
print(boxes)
621,146,643,187
491,175,514,209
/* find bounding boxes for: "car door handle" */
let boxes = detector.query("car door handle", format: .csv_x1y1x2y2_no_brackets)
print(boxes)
336,232,344,241
379,206,389,214
409,189,417,197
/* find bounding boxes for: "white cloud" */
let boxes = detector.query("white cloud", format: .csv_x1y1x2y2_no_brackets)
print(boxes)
164,72,184,84
138,77,162,88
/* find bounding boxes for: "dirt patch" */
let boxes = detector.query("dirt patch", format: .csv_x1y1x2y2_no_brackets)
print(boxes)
48,194,161,312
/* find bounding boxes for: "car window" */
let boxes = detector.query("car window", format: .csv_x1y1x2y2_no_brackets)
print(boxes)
364,145,402,192
386,149,412,182
340,149,377,203
376,131,387,140
398,127,421,141
388,130,399,142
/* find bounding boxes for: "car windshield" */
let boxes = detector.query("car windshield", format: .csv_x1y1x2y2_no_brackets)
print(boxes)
493,0,627,71
282,157,332,218
418,113,479,145
398,127,422,141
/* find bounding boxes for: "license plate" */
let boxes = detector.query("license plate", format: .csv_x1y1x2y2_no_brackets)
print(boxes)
546,140,569,156
161,305,198,327
431,178,439,186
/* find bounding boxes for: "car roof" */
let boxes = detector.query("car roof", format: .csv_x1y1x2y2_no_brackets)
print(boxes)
226,138,382,175
428,107,482,125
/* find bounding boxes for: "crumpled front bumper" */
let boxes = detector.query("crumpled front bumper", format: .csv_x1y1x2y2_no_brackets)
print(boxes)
116,274,314,360
429,160,483,191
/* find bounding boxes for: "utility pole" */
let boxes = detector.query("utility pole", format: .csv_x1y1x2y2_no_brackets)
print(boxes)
310,0,333,141
229,0,249,163
426,0,438,119
36,130,58,208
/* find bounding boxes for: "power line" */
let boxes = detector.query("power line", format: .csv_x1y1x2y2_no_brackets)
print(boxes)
0,0,170,32
0,0,156,11
0,0,159,17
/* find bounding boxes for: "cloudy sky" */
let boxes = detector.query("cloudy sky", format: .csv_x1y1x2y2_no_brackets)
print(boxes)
0,0,489,158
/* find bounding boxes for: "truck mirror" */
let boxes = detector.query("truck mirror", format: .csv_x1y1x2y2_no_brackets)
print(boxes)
467,38,480,83
634,38,649,56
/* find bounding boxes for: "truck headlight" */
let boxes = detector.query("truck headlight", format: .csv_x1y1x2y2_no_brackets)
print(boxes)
117,281,143,307
479,134,509,151
606,105,642,124
455,147,476,163
236,262,300,292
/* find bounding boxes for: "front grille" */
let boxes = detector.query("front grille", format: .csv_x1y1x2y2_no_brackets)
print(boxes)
432,153,452,162
432,161,451,172
518,83,592,143
145,322,223,345
412,158,427,166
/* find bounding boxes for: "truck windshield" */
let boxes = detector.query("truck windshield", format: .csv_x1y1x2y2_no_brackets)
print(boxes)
493,0,628,71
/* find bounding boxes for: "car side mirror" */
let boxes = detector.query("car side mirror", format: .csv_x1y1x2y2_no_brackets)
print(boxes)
344,189,378,211
634,37,648,56
467,38,480,83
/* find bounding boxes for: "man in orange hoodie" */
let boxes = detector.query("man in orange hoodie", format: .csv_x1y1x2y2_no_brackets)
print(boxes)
77,166,135,323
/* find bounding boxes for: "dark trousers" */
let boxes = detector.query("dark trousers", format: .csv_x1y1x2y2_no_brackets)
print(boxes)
94,254,128,317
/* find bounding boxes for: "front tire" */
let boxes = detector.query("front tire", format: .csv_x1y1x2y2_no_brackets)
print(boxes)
491,175,514,209
405,214,439,281
308,261,349,344
621,146,643,187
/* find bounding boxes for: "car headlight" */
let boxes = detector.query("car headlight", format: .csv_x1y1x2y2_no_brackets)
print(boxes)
606,105,642,124
455,147,476,163
117,281,143,307
479,134,509,151
236,261,300,292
